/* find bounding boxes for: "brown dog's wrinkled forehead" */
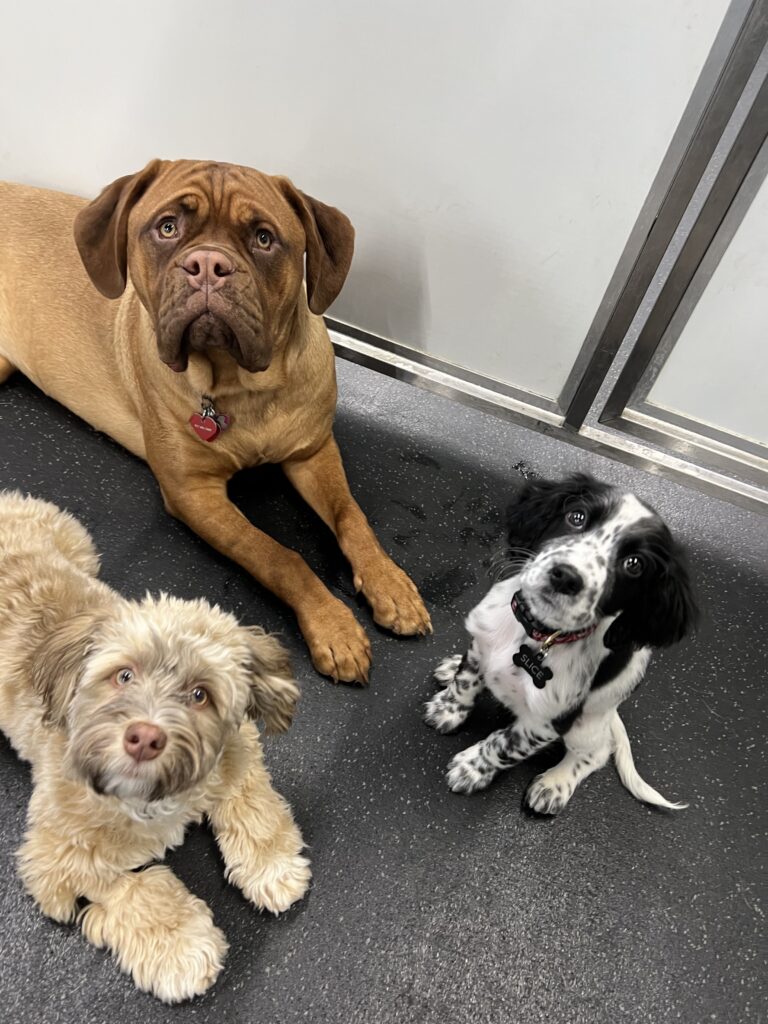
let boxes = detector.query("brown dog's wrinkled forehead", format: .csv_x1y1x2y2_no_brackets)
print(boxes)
134,159,303,237
75,156,355,312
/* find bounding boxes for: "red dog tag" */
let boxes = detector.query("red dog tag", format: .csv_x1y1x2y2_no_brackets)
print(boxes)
189,413,220,442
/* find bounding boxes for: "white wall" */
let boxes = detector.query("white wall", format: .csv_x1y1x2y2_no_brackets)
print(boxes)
0,1,728,401
647,171,768,446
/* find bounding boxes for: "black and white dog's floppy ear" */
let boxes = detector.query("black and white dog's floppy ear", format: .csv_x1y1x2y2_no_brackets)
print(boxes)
606,531,699,650
506,473,599,549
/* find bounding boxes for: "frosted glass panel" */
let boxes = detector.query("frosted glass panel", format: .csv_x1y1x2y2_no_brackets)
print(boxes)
647,173,768,447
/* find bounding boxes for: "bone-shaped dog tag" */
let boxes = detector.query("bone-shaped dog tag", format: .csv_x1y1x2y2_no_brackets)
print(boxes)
512,643,553,689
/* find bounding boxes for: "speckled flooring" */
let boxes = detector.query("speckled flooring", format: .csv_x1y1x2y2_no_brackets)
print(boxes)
0,358,765,1024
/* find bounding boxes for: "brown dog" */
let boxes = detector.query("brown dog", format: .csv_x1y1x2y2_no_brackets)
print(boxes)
0,160,431,682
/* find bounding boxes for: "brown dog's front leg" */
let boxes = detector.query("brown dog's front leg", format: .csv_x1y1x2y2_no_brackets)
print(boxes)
283,435,431,636
159,473,371,683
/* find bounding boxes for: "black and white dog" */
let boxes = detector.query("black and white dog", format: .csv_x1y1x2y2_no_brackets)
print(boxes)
424,474,698,815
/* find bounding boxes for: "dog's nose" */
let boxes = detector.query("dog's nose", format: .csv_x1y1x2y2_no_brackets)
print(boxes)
181,249,235,291
548,563,583,596
123,722,167,762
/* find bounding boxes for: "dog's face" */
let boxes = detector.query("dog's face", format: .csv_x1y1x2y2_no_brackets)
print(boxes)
507,474,698,647
73,159,355,374
32,595,298,804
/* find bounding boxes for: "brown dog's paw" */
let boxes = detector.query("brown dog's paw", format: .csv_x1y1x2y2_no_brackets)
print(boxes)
300,600,372,684
354,559,432,637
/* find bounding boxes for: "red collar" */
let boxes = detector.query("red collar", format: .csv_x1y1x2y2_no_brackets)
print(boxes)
511,592,598,645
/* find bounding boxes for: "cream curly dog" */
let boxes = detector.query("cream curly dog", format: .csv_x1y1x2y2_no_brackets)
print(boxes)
0,491,310,1002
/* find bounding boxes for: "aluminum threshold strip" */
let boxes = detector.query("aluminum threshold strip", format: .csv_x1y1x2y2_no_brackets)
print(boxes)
329,329,564,430
331,327,767,514
582,423,768,512
624,406,768,477
325,317,560,417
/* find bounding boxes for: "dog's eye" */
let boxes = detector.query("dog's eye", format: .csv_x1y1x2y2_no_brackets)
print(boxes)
565,509,587,531
157,218,178,239
622,555,645,578
114,668,134,686
190,687,209,707
254,229,273,251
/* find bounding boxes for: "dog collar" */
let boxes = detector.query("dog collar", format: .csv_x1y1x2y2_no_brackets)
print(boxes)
511,592,598,690
189,394,231,442
511,591,598,645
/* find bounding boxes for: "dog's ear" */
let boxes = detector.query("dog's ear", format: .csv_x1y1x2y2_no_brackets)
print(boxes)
30,612,100,726
606,543,699,650
506,473,599,550
241,626,300,734
277,178,355,314
74,159,163,299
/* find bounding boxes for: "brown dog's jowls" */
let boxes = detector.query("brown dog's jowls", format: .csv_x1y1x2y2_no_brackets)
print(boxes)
0,160,431,683
0,491,310,1002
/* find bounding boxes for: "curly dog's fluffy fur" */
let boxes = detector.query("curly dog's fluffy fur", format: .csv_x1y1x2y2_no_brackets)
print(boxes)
0,491,310,1002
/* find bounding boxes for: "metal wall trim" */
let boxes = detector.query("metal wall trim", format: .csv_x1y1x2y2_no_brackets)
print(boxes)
329,327,564,429
619,408,767,484
325,317,561,417
580,422,768,512
631,402,768,464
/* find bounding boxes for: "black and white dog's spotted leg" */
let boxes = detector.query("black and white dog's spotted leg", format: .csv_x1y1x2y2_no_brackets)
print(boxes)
424,643,483,734
432,653,464,688
446,720,559,794
524,711,612,815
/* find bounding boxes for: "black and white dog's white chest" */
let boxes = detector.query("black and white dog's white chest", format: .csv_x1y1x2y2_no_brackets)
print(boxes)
465,578,608,718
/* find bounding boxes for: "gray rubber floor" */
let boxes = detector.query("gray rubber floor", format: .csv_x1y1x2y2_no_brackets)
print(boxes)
0,358,765,1024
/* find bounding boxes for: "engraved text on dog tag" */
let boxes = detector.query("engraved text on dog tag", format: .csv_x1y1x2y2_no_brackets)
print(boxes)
189,413,220,442
513,643,553,689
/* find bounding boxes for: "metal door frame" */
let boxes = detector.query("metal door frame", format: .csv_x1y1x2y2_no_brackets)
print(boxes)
561,0,768,425
569,36,768,513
